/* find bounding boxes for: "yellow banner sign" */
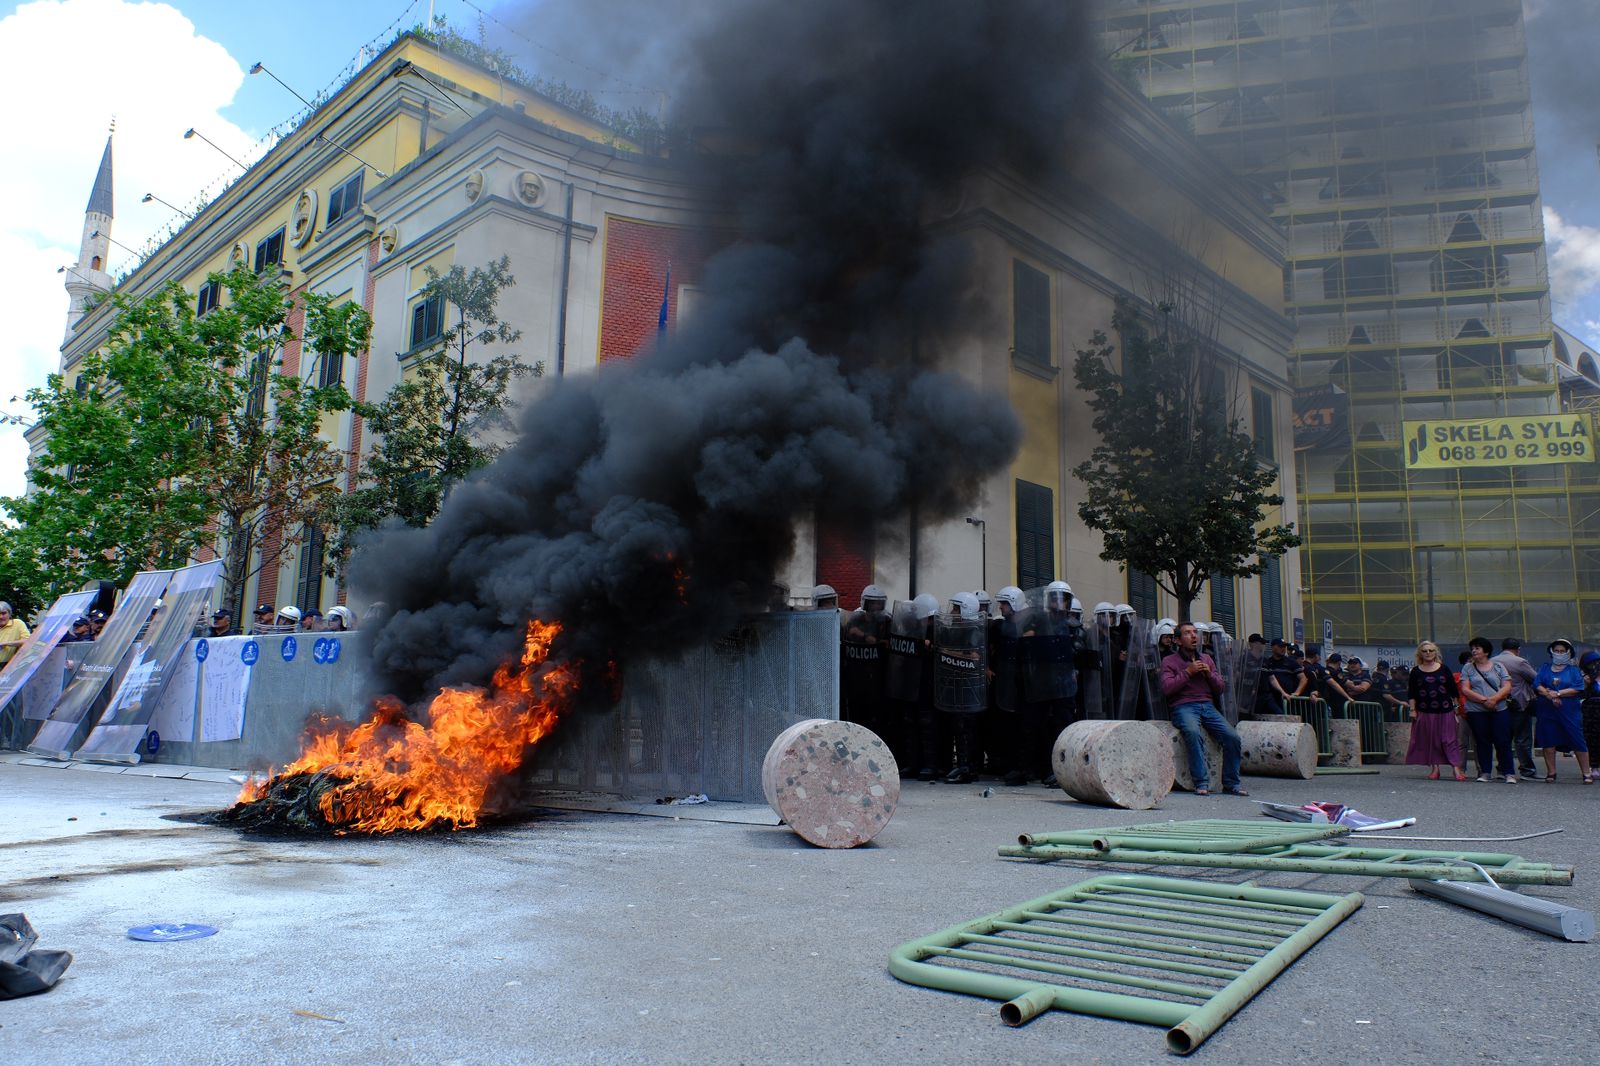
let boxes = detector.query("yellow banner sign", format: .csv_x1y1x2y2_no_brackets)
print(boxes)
1403,415,1594,469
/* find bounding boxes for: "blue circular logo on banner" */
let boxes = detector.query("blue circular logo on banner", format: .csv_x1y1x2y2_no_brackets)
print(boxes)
146,731,160,754
241,640,260,666
195,639,209,662
313,637,331,664
326,637,341,663
281,635,297,662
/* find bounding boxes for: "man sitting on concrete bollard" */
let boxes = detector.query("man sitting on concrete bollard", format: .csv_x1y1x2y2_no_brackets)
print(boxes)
1160,621,1247,797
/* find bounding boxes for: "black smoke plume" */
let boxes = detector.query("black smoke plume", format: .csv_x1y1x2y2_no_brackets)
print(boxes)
353,1,1093,699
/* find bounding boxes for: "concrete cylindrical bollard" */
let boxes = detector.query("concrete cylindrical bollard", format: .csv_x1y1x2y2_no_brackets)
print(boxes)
1159,722,1221,792
1326,718,1362,768
1236,720,1317,779
1383,721,1412,765
761,719,899,848
1052,720,1173,811
1250,713,1304,726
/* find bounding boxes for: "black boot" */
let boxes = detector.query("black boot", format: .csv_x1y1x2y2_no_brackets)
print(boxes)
943,716,978,784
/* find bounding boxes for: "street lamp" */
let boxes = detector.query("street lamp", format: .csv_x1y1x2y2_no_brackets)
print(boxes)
250,60,388,177
90,230,142,258
965,516,986,591
141,193,193,219
1414,544,1446,643
184,127,247,171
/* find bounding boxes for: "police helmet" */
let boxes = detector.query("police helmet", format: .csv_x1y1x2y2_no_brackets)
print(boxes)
912,593,940,620
997,586,1026,613
276,606,302,624
1069,597,1083,617
1093,601,1116,617
326,605,355,630
860,584,888,610
811,584,838,609
949,591,980,617
1114,603,1136,620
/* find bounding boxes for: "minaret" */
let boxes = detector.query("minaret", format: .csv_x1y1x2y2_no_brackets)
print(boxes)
63,132,115,343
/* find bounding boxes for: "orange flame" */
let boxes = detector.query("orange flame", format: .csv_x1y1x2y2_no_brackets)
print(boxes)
236,620,575,834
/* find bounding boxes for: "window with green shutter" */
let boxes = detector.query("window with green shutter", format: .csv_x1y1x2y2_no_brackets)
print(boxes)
1012,260,1051,367
1210,576,1237,635
1251,387,1275,462
1128,569,1159,618
1260,554,1284,640
1015,479,1054,589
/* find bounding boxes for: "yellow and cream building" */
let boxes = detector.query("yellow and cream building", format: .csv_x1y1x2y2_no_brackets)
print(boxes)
40,30,1302,635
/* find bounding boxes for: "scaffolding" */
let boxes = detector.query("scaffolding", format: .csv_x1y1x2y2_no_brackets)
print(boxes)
1099,0,1600,645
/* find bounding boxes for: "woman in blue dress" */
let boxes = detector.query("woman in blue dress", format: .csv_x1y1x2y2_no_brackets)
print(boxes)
1533,637,1592,784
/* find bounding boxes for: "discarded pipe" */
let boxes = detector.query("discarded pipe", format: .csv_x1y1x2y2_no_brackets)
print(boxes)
1000,987,1056,1027
1411,879,1594,942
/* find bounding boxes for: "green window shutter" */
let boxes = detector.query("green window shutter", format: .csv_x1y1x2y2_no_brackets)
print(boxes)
1210,576,1237,635
1015,479,1054,589
1012,260,1051,366
1260,555,1284,639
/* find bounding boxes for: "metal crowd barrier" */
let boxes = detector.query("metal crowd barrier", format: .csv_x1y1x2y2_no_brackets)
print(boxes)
1285,696,1331,757
1342,700,1388,761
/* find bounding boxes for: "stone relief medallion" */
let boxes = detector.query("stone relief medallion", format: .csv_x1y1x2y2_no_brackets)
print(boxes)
229,242,248,267
379,225,399,254
465,168,485,202
514,170,546,207
290,189,317,248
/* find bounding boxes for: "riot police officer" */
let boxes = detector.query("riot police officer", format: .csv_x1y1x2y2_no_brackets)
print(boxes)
886,593,941,778
840,585,889,735
1020,580,1078,783
990,586,1029,784
935,591,988,783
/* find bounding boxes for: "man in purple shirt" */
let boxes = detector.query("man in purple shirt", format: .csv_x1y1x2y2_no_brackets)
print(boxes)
1160,621,1247,796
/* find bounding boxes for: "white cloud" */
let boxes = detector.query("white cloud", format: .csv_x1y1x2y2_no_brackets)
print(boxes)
0,0,254,498
1543,206,1600,318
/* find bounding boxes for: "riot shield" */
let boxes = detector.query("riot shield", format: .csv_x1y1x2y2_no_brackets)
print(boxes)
839,607,889,725
1228,641,1266,724
933,615,987,714
1018,607,1076,704
884,601,927,704
988,611,1025,713
1074,615,1108,720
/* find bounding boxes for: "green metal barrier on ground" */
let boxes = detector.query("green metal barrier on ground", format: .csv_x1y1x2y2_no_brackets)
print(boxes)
889,873,1364,1055
1000,819,1576,887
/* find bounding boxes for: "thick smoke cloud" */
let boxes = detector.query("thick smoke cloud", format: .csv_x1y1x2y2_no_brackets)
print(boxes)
353,0,1093,699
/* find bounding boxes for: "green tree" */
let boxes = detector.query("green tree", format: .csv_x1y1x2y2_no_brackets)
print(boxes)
1072,296,1299,622
332,257,539,562
1,266,370,616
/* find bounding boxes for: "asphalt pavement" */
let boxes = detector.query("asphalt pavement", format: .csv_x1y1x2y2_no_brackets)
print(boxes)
1,753,1595,1065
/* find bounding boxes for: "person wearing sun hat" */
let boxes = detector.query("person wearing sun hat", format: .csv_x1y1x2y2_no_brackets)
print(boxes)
1533,638,1592,784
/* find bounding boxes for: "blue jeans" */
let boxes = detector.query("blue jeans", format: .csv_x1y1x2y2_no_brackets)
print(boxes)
1171,700,1243,792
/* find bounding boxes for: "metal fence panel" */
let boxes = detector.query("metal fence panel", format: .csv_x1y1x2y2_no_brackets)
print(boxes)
524,610,839,803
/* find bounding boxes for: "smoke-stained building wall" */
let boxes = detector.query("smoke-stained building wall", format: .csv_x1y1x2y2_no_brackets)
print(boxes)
1100,0,1600,645
40,29,1301,639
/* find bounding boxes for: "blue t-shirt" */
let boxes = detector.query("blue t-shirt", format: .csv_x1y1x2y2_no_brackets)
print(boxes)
1534,663,1583,717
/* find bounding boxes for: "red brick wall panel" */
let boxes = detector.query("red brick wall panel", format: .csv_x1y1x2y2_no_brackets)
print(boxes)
598,218,707,363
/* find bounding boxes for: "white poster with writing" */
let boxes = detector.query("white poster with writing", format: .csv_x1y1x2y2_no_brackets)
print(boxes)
200,638,255,743
146,643,201,744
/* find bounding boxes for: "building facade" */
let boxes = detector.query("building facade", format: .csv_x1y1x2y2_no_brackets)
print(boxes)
41,31,1301,636
1100,0,1600,645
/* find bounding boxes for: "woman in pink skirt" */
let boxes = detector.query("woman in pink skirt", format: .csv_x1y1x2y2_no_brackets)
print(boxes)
1406,641,1467,780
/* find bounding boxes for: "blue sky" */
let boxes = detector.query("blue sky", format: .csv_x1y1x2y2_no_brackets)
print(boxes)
1,0,1597,500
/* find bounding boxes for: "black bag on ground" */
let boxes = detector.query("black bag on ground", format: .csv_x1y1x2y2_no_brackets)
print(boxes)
0,913,72,998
